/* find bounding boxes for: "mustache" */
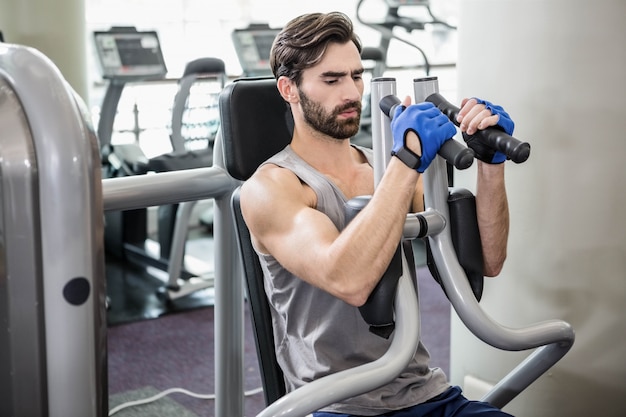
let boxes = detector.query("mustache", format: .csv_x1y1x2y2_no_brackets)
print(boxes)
334,101,362,114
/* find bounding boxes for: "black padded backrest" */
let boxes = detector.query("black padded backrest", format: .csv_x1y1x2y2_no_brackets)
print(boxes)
220,77,291,405
231,189,286,404
221,77,293,181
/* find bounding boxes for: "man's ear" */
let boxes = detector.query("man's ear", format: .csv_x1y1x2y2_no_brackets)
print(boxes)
277,76,298,103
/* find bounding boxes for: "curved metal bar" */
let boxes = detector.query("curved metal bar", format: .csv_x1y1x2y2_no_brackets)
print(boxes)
417,77,575,408
481,342,573,409
256,254,420,417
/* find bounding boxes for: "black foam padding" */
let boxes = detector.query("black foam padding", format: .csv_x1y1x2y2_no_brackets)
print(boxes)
231,189,286,405
221,77,294,181
427,188,484,302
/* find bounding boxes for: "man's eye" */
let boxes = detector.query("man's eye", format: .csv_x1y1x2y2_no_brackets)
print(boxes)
325,79,338,85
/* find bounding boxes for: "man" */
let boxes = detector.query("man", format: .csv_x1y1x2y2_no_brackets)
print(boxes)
240,11,514,417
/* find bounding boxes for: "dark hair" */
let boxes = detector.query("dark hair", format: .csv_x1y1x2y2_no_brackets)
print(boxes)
270,12,362,85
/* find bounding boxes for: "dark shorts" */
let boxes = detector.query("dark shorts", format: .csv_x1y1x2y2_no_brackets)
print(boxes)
312,386,514,417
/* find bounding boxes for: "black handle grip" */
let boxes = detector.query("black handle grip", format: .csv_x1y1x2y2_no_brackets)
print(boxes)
379,95,474,170
425,93,531,164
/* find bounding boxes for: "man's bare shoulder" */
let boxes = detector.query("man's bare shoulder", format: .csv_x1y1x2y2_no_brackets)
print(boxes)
240,163,318,254
242,163,301,198
240,163,314,216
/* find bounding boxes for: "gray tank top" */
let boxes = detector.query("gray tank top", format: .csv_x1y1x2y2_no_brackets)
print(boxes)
255,145,449,415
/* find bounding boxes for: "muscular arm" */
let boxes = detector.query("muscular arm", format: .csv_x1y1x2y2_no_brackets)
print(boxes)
457,97,510,276
475,161,509,276
241,157,419,307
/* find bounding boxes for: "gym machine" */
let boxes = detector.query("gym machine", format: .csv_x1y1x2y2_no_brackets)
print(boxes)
0,42,107,417
94,26,169,264
356,0,457,76
95,27,224,303
0,42,241,416
232,23,281,77
222,75,573,417
0,41,574,416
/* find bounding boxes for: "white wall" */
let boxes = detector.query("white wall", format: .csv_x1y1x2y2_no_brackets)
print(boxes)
0,0,88,101
452,1,626,415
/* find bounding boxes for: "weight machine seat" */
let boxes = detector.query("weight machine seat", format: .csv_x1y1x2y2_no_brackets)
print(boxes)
221,77,293,405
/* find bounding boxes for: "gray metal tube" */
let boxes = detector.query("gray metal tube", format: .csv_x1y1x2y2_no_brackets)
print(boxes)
370,77,396,185
413,76,439,105
212,135,246,417
415,77,574,407
214,188,245,417
403,210,446,240
481,342,573,409
166,200,196,289
0,74,48,417
102,166,236,211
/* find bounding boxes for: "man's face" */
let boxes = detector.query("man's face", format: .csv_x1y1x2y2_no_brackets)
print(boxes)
298,88,361,140
296,41,365,140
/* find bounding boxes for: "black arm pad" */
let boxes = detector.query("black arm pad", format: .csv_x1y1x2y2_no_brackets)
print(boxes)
358,244,403,339
345,196,407,339
427,188,484,301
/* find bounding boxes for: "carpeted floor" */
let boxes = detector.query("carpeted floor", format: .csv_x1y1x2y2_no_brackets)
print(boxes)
109,387,201,417
108,302,265,417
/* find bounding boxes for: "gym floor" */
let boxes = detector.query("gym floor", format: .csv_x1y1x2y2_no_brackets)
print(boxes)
105,204,217,326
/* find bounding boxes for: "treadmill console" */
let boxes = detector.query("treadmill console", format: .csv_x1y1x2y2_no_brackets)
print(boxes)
232,24,281,77
94,28,167,80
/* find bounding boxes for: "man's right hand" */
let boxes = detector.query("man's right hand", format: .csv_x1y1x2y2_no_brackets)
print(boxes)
390,102,457,173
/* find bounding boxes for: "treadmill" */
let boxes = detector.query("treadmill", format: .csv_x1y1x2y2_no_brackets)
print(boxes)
232,23,281,77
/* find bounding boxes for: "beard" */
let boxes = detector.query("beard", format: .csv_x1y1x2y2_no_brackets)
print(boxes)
298,88,362,140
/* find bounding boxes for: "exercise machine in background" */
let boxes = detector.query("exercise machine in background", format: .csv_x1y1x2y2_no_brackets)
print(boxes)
356,0,457,76
232,23,281,77
230,22,386,149
94,27,224,304
94,26,169,266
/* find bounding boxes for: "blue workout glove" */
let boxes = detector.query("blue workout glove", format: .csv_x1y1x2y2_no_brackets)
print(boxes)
390,102,457,173
462,98,515,164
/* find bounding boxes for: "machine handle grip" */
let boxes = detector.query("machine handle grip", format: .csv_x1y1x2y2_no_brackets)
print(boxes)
379,95,474,170
426,93,531,164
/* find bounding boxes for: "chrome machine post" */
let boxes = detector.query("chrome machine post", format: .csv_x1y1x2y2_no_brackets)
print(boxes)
0,44,107,416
